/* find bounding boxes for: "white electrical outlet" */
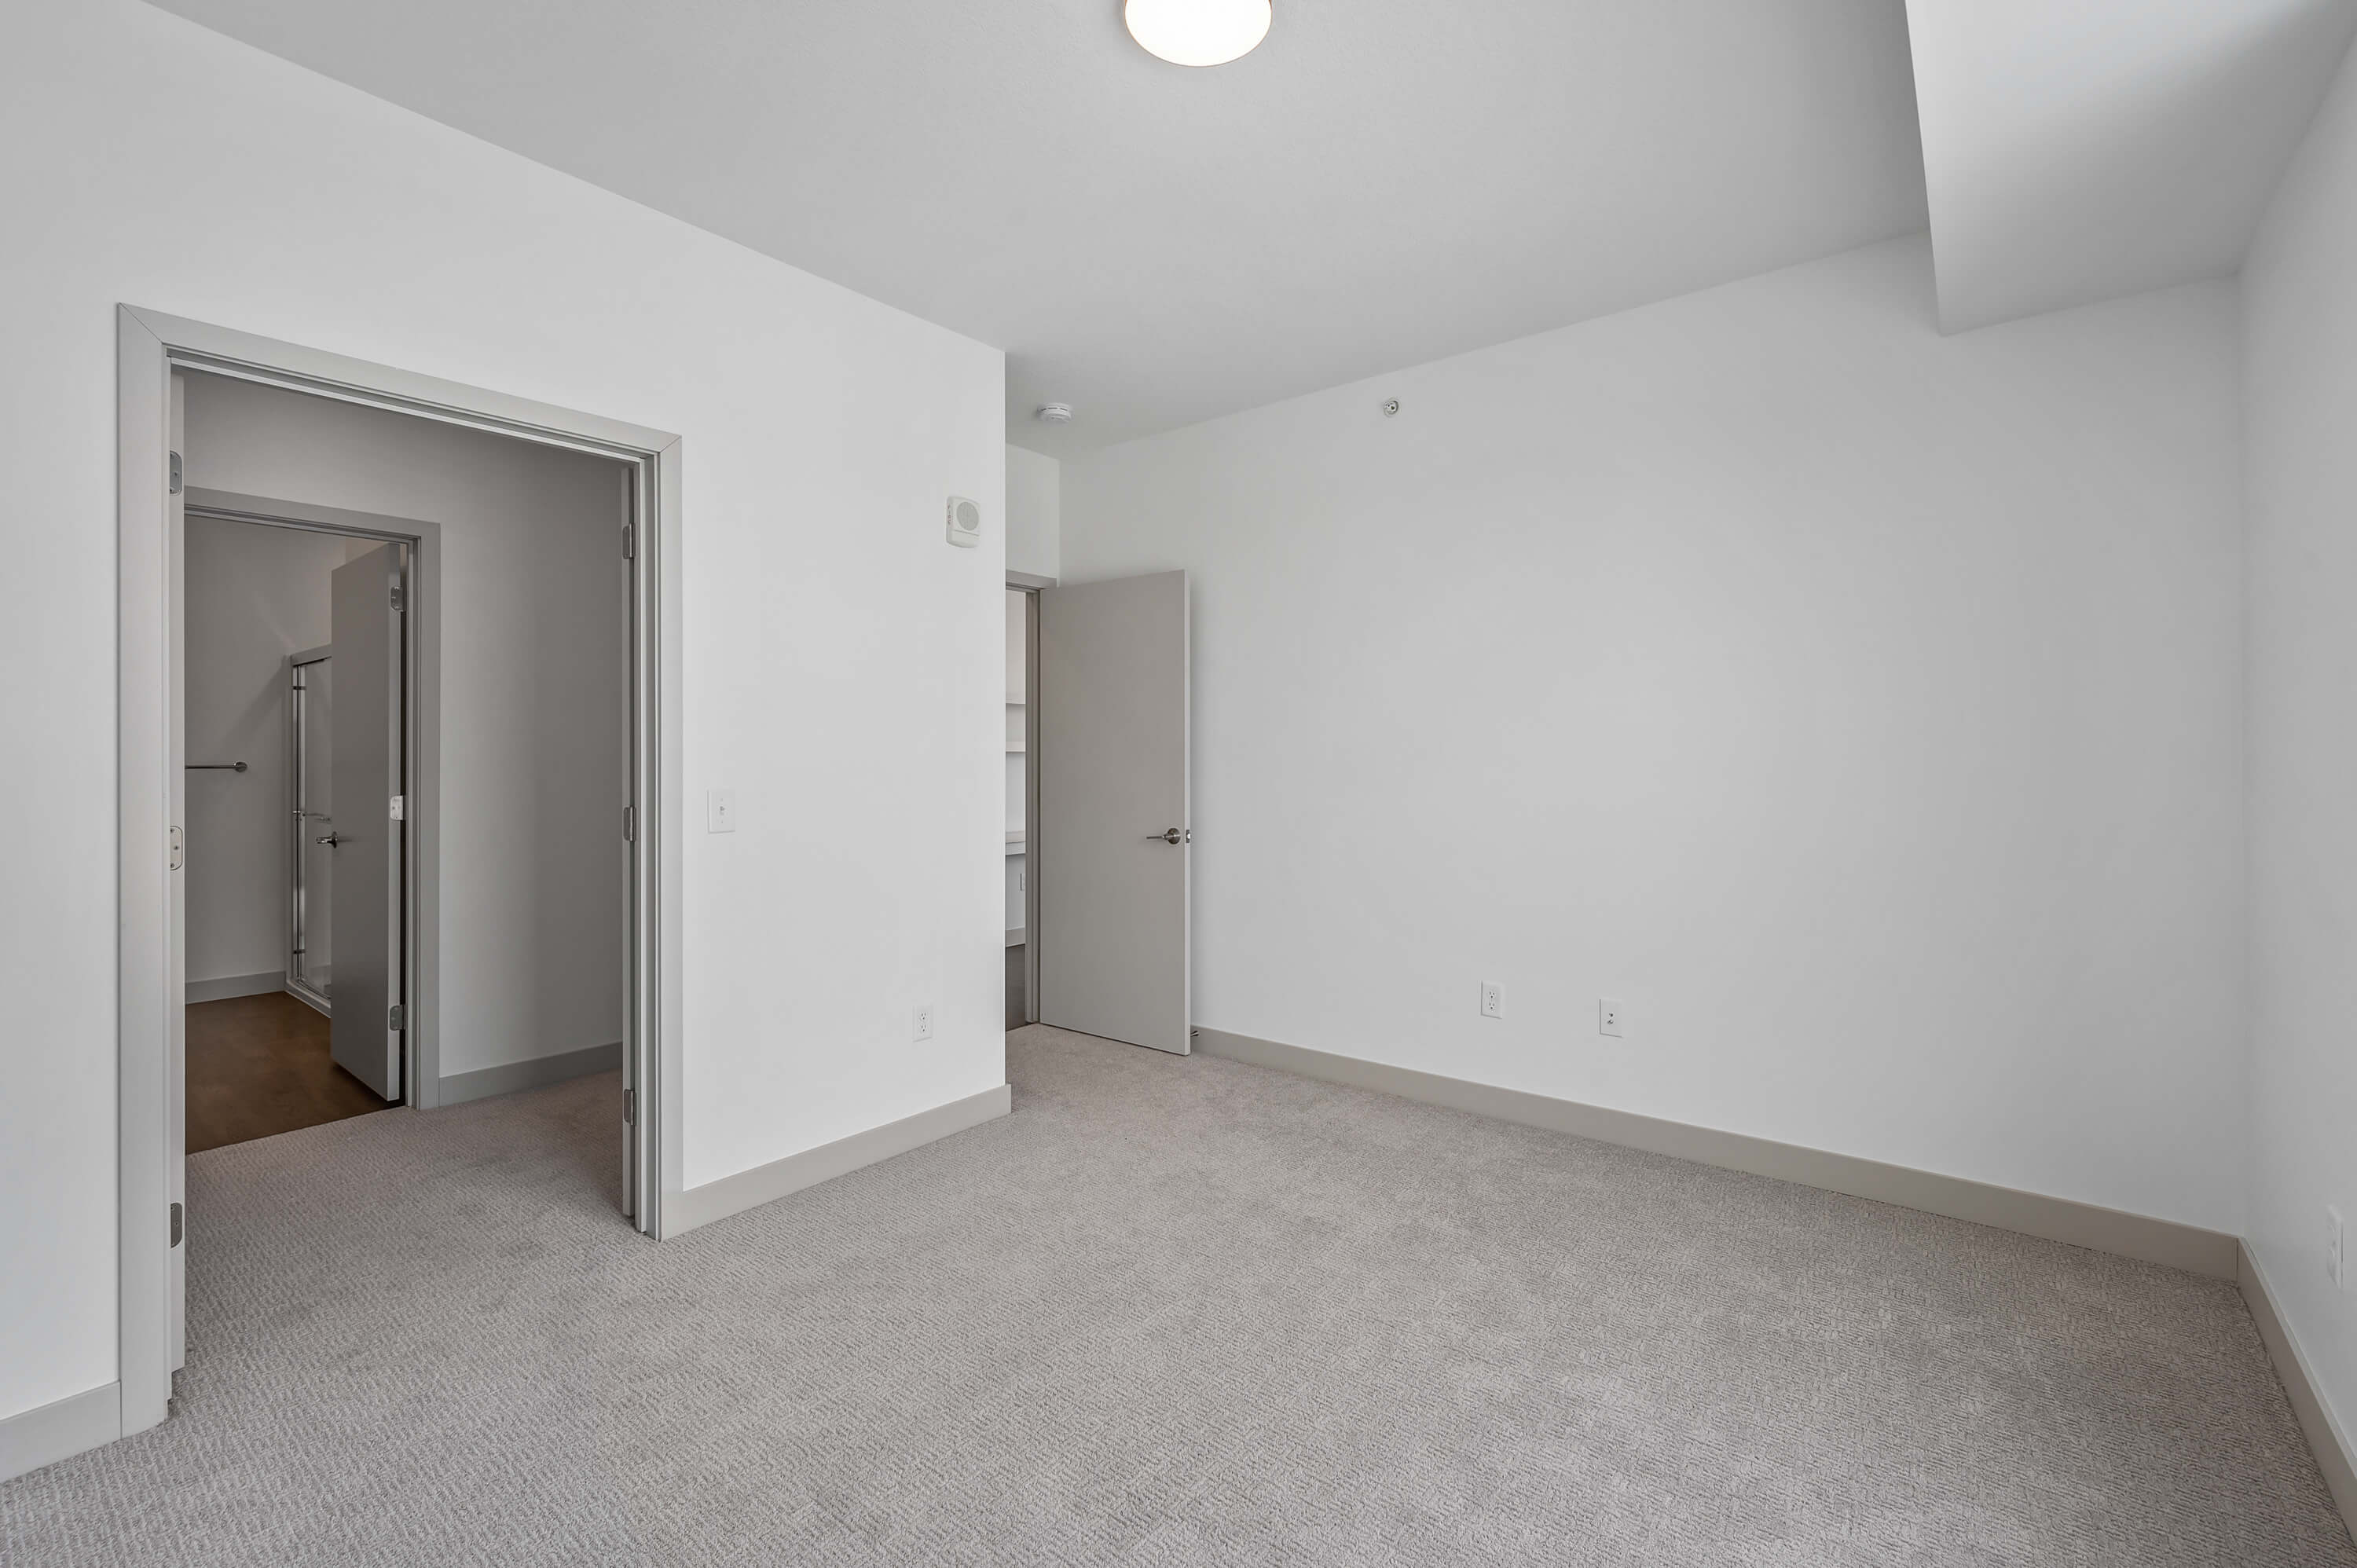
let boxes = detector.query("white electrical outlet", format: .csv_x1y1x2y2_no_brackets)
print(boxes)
912,1003,934,1042
706,789,736,833
1599,998,1626,1038
2330,1205,2346,1290
1479,981,1504,1020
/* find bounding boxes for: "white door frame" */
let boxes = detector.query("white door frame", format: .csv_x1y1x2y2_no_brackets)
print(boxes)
116,306,686,1440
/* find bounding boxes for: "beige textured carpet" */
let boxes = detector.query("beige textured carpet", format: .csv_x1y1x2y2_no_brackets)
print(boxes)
5,1024,2352,1566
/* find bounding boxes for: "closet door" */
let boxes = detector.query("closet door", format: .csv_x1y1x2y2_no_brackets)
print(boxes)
1036,570,1190,1053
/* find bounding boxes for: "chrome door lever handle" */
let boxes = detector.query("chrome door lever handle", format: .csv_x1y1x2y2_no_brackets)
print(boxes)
1154,827,1191,844
314,832,343,847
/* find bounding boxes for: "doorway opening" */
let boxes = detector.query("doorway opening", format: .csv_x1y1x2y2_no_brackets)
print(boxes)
117,306,683,1443
165,366,640,1391
180,496,422,1153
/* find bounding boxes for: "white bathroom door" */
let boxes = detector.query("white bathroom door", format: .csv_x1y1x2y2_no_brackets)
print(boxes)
1036,570,1190,1053
328,545,403,1100
167,372,186,1371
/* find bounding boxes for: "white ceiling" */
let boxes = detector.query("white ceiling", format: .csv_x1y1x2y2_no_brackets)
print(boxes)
1908,0,2357,334
145,0,1929,455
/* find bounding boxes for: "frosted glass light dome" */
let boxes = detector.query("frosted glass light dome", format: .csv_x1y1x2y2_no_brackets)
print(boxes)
1124,0,1273,67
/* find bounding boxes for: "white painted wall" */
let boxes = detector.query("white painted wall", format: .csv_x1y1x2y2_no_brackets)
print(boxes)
182,515,357,985
185,374,632,1078
2242,26,2357,1475
0,0,1003,1425
1006,445,1061,580
1063,235,2247,1233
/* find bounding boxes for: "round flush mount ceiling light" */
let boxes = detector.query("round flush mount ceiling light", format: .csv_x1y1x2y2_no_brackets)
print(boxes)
1036,403,1074,423
1125,0,1272,67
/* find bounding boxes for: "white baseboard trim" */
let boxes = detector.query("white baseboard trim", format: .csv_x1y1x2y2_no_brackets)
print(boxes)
438,1041,621,1106
1192,1027,2239,1280
2238,1242,2357,1541
665,1083,1013,1237
0,1382,119,1484
185,970,284,1004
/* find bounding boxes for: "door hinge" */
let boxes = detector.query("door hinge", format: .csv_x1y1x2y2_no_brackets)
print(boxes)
168,452,183,496
168,825,184,871
623,1088,636,1125
389,794,405,822
389,581,405,612
621,522,635,560
623,804,636,842
169,1202,183,1247
388,1003,405,1031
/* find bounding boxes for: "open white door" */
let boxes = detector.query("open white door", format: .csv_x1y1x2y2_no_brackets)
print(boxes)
1036,570,1190,1053
328,545,403,1100
167,373,186,1372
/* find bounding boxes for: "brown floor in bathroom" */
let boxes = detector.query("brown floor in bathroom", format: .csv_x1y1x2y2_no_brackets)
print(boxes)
185,991,392,1153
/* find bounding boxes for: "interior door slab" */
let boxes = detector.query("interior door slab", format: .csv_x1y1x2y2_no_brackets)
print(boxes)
329,545,402,1099
167,372,186,1370
1037,570,1190,1053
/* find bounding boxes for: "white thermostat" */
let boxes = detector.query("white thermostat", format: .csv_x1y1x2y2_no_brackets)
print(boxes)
946,496,982,548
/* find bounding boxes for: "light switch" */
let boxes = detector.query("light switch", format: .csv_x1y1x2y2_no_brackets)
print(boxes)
706,789,735,833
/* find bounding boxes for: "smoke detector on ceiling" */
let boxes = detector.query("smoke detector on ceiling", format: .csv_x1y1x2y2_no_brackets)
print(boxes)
1035,403,1074,424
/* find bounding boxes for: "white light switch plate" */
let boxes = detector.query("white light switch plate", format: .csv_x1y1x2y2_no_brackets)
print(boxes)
706,789,735,833
1599,998,1626,1038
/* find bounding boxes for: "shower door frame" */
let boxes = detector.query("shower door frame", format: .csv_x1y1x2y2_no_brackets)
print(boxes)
283,641,335,1016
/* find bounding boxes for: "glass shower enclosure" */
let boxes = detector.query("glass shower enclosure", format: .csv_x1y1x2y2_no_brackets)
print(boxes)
285,647,333,1012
